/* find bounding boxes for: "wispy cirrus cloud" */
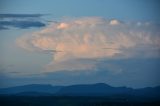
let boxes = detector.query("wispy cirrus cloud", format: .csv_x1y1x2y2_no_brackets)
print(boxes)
16,17,160,72
0,14,46,30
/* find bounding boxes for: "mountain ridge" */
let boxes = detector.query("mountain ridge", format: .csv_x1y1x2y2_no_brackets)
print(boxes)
0,83,159,98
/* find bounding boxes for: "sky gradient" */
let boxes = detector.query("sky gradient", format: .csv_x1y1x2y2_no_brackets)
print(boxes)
0,0,160,88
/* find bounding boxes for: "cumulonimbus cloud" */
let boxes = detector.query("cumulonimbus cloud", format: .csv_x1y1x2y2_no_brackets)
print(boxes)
16,17,160,71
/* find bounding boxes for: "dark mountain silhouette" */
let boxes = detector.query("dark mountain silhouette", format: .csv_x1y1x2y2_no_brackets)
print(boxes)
0,83,159,99
56,83,133,96
0,84,63,95
12,91,53,96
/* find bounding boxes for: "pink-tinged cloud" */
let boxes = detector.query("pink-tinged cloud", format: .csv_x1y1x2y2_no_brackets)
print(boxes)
109,19,120,25
16,17,160,72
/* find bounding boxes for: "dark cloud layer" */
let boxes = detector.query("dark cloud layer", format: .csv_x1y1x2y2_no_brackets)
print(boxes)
0,14,43,18
0,20,45,29
0,14,46,30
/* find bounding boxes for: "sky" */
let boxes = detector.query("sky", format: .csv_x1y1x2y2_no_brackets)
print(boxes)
0,0,160,88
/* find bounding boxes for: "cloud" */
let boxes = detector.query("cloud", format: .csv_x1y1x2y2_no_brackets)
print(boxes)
0,14,46,30
46,59,97,72
16,17,160,72
57,23,69,29
0,20,45,29
0,14,43,18
109,19,120,25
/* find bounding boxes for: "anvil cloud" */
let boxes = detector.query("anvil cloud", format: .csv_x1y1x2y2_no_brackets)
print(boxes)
16,17,160,72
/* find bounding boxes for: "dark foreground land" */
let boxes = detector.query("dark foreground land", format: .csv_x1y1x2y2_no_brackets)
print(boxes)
0,96,160,106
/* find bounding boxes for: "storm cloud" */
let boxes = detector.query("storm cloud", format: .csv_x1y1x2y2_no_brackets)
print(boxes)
16,17,160,72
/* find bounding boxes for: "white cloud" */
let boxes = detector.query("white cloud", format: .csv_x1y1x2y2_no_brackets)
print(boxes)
16,17,160,72
57,23,69,29
109,19,120,25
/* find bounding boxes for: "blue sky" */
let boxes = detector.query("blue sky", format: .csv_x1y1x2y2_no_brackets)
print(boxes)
1,0,160,21
0,0,160,88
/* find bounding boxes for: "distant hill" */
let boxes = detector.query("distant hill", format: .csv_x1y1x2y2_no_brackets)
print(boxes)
0,84,63,95
0,83,159,100
56,83,133,96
